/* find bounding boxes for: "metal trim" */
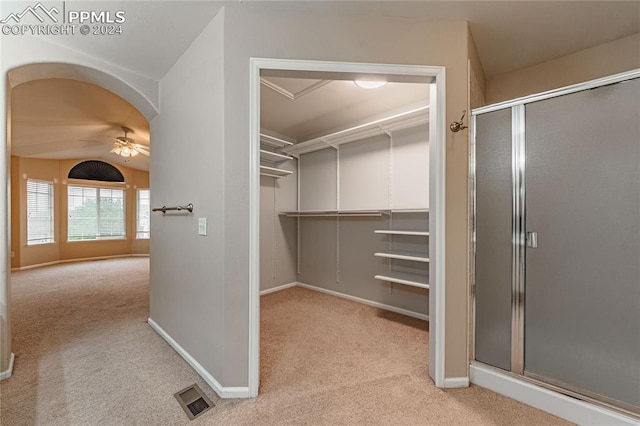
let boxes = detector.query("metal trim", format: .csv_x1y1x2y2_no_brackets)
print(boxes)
469,114,477,363
471,68,640,115
510,105,526,375
471,71,640,415
524,371,640,417
472,361,640,420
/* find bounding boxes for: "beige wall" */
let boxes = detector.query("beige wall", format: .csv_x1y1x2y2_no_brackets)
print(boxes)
11,156,149,269
468,31,488,109
487,33,640,104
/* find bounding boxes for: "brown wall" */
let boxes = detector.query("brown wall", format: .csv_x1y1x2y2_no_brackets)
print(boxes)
486,33,640,104
11,156,149,269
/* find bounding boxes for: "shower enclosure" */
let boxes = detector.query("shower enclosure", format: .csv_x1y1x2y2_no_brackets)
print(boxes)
471,70,640,417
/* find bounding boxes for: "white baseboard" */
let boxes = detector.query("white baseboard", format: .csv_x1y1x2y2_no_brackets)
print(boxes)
0,353,15,380
443,376,469,388
296,282,429,321
470,364,639,425
260,282,297,296
147,318,250,399
11,254,150,271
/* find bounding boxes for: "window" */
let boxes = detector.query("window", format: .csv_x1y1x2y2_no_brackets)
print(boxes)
27,180,54,245
136,189,150,239
67,186,125,241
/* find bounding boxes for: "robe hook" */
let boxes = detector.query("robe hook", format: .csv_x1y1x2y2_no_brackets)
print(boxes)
450,110,468,132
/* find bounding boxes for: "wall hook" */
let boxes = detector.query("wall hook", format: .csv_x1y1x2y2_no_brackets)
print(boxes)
450,110,468,132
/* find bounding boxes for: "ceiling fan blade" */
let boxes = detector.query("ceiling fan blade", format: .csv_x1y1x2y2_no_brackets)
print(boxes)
135,147,150,156
79,139,111,144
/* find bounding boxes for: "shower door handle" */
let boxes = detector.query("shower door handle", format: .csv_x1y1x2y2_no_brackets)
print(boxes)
527,232,538,249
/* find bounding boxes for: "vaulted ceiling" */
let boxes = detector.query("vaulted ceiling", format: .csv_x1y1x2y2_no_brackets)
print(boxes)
7,1,640,171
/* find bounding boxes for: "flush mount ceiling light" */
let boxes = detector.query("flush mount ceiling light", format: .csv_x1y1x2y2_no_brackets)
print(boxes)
354,80,388,89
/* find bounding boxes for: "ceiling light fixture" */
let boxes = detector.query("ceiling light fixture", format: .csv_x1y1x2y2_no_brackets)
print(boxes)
354,80,387,89
111,144,139,157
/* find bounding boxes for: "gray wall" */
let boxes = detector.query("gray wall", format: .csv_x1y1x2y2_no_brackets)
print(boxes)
150,4,469,389
149,11,226,382
297,125,429,316
260,160,297,292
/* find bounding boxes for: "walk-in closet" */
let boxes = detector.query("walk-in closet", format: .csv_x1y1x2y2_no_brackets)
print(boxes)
258,70,433,380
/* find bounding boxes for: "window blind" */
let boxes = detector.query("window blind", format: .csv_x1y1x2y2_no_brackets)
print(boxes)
68,185,125,240
136,189,150,239
27,180,54,245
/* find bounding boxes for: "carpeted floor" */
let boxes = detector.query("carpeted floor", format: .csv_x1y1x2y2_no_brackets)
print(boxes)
0,258,571,425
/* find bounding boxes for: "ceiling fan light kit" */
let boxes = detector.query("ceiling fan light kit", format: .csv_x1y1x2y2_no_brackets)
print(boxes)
108,126,148,158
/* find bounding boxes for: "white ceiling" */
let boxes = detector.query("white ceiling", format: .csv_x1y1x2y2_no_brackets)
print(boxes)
17,1,640,79
7,1,640,170
260,77,430,141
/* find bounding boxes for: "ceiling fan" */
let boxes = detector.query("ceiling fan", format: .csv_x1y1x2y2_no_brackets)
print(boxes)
107,126,149,158
81,126,149,158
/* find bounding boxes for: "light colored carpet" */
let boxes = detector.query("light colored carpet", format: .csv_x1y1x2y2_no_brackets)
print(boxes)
0,258,572,425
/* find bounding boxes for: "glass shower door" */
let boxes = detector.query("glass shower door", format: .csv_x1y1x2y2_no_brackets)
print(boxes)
524,78,640,412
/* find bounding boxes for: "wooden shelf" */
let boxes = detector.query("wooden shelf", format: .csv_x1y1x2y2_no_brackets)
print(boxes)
260,165,293,178
374,272,429,289
280,210,390,218
375,230,429,236
260,149,293,163
260,133,294,149
375,251,429,263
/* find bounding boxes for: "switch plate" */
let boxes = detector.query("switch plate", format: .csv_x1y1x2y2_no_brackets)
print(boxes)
198,218,207,236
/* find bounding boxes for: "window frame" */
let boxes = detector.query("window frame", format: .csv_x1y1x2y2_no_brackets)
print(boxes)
66,184,127,242
26,178,55,246
136,188,150,239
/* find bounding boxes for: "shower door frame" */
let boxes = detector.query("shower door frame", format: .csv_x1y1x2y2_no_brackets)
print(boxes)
469,68,640,419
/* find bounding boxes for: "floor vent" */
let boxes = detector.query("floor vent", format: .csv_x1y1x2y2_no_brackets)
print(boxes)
174,384,214,420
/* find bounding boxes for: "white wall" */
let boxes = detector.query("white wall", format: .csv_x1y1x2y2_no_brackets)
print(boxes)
149,9,226,384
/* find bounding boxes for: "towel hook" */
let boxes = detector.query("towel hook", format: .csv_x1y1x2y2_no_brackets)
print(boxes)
450,110,468,133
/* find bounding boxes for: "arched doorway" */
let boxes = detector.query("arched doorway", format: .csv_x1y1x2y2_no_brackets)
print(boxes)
1,61,158,379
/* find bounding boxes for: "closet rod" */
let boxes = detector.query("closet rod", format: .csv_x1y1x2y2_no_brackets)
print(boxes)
282,213,384,218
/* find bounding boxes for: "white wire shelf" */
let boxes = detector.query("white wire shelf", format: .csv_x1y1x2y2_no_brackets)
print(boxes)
374,230,429,236
260,133,294,149
374,251,429,263
260,149,293,163
374,272,429,289
260,165,293,178
280,210,391,218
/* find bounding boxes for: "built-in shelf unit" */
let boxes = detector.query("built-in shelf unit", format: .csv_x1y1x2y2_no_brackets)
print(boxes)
374,211,429,289
260,132,295,178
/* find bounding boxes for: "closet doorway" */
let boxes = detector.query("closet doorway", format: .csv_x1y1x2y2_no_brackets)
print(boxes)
248,59,446,397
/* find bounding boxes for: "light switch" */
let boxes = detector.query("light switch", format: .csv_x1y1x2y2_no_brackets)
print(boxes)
198,218,207,236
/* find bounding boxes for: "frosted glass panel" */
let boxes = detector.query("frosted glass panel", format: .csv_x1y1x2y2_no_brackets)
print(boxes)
525,78,640,409
474,108,513,371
